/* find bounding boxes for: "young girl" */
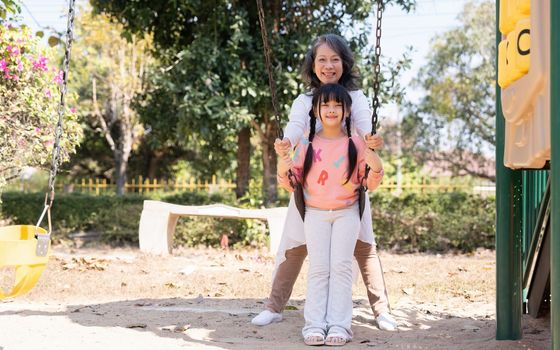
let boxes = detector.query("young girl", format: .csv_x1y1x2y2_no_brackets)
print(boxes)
276,84,384,346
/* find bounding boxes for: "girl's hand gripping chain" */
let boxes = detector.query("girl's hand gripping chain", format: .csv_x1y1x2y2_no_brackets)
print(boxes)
364,148,383,174
274,138,292,157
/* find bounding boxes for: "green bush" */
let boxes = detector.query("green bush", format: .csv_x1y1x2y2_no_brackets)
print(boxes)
371,191,496,252
0,192,144,244
0,190,495,252
0,190,268,248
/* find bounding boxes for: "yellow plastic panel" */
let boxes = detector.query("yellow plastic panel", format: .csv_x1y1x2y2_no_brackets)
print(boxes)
498,18,531,88
512,18,531,74
498,39,512,88
500,0,531,34
501,0,550,169
0,225,50,299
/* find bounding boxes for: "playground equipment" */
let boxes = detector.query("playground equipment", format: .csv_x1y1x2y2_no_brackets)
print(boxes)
496,0,559,348
0,0,76,299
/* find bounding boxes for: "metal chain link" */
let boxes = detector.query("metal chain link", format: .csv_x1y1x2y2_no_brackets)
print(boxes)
363,0,384,189
255,0,301,189
37,0,76,233
256,0,283,141
371,0,384,135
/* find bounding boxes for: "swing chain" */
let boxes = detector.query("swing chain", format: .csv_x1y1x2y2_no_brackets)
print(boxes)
371,0,384,136
36,0,76,249
256,0,283,141
256,0,301,191
363,0,384,191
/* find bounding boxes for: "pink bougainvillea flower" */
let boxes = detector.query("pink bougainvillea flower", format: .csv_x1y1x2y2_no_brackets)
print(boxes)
6,45,21,56
53,70,63,84
44,88,52,98
0,59,7,71
32,56,48,71
16,59,23,71
70,107,77,113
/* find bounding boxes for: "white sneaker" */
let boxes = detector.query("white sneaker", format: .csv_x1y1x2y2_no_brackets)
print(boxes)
376,312,398,331
251,309,283,326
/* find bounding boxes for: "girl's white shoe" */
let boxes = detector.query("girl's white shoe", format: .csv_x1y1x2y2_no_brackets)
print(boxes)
251,310,283,326
376,312,398,331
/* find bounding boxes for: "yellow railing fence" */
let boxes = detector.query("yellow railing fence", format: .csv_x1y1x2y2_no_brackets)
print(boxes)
53,176,495,196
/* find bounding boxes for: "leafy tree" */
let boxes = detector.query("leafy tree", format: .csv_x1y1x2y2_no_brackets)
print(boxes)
91,0,415,204
402,0,495,180
0,24,82,191
70,9,155,195
0,0,19,21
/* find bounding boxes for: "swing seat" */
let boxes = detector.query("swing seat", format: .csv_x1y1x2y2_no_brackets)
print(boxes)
0,225,50,299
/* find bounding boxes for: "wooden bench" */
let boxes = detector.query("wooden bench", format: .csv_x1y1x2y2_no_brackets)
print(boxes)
138,200,288,255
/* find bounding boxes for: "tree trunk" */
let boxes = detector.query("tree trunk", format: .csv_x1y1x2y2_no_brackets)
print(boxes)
235,127,251,199
114,149,128,196
261,122,278,206
147,150,164,179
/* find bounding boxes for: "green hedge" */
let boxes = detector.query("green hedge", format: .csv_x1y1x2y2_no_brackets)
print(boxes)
371,192,495,252
0,191,495,252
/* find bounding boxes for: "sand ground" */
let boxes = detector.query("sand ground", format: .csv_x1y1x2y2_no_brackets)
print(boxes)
0,246,551,349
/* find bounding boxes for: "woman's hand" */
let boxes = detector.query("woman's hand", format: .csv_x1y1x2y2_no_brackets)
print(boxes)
274,138,292,157
364,134,384,150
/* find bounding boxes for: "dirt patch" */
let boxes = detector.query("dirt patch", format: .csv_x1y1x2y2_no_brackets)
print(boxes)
0,246,551,349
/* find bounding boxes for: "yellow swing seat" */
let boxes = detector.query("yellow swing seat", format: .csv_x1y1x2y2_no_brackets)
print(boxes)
0,225,50,299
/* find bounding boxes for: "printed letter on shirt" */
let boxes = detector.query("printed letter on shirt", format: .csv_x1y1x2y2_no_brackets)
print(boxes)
313,148,322,162
317,170,328,185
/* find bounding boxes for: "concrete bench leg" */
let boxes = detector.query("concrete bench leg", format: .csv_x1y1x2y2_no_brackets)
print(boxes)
265,207,288,255
139,209,179,255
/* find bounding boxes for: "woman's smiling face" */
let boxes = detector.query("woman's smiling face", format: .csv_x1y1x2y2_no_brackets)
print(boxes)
313,44,343,85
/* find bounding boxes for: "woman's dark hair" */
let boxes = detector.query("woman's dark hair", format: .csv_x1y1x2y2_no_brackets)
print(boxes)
301,33,361,92
302,84,358,186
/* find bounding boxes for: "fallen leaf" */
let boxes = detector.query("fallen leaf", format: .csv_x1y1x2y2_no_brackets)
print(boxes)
174,324,191,332
179,265,197,275
285,305,298,310
134,302,152,307
402,287,415,296
126,323,147,329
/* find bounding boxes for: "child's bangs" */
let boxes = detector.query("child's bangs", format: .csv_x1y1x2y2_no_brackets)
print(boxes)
319,90,344,104
315,84,352,109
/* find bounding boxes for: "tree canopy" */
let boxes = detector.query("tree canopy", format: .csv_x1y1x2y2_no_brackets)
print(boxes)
402,0,495,180
90,0,416,204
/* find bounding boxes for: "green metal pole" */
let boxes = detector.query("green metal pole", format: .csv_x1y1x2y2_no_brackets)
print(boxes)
550,1,560,348
495,0,523,340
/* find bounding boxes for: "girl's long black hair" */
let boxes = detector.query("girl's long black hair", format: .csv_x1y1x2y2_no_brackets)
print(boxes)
302,84,357,186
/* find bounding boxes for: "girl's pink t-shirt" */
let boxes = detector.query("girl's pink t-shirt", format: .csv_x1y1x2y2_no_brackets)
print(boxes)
278,134,383,210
